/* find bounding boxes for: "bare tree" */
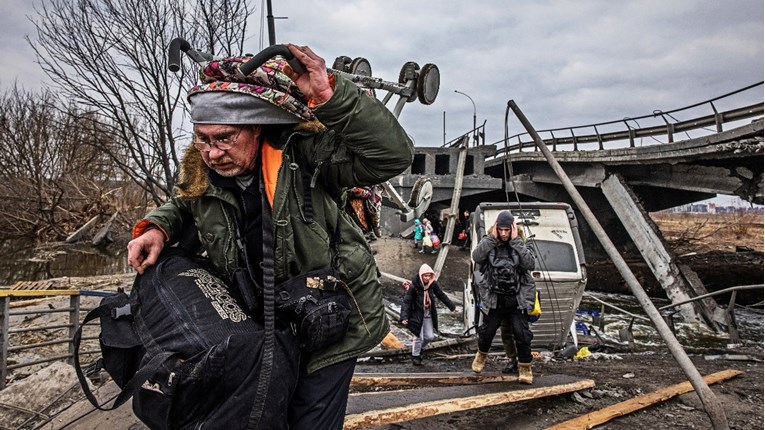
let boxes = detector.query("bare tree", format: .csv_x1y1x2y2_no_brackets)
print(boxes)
0,85,121,240
28,0,254,205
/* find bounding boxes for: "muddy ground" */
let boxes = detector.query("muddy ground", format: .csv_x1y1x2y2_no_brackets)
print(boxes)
353,344,763,429
362,234,763,429
0,212,762,429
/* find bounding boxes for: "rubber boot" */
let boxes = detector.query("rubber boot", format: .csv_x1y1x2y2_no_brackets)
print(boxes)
471,351,488,373
518,362,533,385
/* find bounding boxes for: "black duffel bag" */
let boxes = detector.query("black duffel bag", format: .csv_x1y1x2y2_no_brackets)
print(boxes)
74,249,299,429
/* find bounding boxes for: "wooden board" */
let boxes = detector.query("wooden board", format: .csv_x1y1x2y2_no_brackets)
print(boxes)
0,289,79,298
352,372,520,387
546,369,743,430
359,337,472,358
50,374,594,430
345,374,595,429
11,280,55,291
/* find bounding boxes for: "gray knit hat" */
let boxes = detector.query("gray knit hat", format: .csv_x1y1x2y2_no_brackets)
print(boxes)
189,92,303,125
496,210,515,228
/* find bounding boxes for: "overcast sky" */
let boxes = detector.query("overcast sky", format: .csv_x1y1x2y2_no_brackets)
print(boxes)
2,0,763,148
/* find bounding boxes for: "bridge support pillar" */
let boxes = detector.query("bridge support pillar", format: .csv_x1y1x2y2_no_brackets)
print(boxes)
600,173,727,331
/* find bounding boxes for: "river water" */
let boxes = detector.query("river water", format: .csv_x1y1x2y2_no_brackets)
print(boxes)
0,238,131,286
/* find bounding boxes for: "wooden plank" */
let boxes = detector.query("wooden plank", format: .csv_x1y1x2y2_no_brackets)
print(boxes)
0,289,79,298
35,281,55,290
11,280,55,291
359,337,472,358
345,374,595,429
9,298,48,309
546,369,743,430
352,372,519,387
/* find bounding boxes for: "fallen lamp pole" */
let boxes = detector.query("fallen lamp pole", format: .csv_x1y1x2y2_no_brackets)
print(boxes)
507,100,730,430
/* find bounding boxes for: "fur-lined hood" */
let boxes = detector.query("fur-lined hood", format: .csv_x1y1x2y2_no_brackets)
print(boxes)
174,120,326,199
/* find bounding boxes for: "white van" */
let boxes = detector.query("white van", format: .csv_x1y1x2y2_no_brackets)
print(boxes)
463,202,588,350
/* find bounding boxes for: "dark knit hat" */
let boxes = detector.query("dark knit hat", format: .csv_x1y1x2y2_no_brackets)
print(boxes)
496,210,515,228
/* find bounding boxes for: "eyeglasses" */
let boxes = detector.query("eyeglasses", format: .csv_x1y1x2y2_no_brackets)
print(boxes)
192,127,245,152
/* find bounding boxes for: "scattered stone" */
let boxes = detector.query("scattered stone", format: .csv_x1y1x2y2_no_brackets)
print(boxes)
571,392,589,405
0,362,87,427
622,372,635,379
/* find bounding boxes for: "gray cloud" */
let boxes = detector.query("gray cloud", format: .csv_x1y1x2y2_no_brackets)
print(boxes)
2,0,762,148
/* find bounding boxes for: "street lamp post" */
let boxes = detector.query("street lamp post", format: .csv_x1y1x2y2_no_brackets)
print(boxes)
454,90,477,146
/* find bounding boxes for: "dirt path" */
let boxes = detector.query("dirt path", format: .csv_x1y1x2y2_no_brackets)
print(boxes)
353,344,763,429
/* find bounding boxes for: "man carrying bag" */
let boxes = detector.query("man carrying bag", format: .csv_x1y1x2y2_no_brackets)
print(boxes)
125,43,413,429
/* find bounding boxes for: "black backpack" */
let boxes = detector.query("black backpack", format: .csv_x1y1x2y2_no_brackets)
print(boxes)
73,249,299,429
487,245,521,295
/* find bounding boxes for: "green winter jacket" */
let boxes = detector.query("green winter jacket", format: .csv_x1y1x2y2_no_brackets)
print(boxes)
134,74,414,373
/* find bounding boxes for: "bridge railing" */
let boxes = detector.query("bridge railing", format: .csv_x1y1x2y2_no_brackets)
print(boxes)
0,290,102,390
494,82,764,157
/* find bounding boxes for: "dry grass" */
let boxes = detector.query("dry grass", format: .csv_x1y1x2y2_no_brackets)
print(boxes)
651,212,764,254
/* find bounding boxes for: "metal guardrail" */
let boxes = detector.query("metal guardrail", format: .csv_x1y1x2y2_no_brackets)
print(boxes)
0,290,99,390
494,81,764,156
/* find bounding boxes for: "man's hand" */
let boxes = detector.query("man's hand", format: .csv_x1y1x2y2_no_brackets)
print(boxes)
284,44,334,105
511,220,519,240
402,320,408,326
127,228,165,275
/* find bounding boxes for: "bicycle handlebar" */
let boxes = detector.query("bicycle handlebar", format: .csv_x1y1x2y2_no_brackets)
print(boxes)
168,38,305,76
238,44,305,75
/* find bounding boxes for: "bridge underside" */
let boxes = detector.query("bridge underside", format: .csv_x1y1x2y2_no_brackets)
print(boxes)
485,120,763,258
482,121,762,328
384,121,762,259
492,120,764,206
384,121,762,329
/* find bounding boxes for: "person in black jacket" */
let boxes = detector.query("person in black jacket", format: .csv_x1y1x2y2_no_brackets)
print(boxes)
470,210,536,384
400,264,458,365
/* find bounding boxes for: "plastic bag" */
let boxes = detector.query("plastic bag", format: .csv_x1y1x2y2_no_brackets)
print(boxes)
430,234,441,248
528,290,542,322
422,234,433,248
458,231,467,241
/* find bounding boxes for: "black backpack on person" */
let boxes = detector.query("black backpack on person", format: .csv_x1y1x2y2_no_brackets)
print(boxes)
487,245,521,295
73,248,299,429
